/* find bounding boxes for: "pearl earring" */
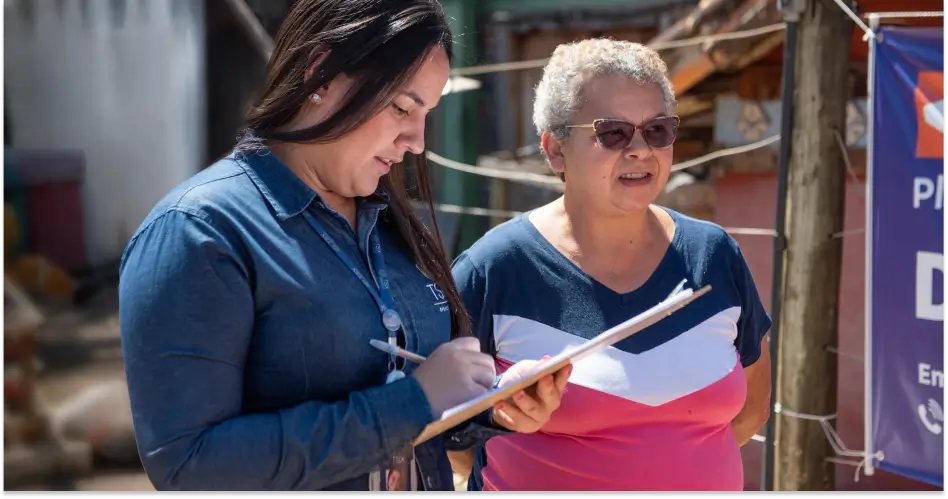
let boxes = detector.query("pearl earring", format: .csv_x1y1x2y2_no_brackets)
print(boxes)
310,93,322,104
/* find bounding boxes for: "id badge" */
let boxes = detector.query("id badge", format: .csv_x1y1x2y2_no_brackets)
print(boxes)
368,444,419,491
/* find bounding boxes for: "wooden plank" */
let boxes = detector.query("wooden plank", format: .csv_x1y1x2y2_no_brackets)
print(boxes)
737,65,784,100
662,0,782,96
669,50,718,97
705,0,781,69
689,73,741,96
648,0,740,44
683,110,716,128
729,32,785,72
676,95,715,118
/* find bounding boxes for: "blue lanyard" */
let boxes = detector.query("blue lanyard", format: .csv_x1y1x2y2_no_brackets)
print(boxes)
302,211,405,376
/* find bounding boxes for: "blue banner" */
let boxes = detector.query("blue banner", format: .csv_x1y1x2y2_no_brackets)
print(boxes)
868,26,944,487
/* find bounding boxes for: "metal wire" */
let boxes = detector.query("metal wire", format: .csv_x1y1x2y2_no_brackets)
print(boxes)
449,23,788,77
829,0,876,39
865,11,944,19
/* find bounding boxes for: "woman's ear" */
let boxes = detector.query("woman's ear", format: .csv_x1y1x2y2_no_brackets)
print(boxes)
303,48,343,110
540,131,566,176
303,47,331,88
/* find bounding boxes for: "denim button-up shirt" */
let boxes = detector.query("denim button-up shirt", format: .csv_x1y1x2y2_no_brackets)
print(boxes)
118,147,506,491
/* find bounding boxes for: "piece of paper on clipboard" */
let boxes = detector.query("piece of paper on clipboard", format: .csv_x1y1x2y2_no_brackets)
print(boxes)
412,284,712,446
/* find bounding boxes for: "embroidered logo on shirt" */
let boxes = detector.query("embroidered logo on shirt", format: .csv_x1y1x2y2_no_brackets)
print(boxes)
416,265,449,313
426,283,449,313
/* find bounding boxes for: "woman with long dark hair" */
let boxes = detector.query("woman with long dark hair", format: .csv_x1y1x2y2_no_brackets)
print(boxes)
118,0,568,491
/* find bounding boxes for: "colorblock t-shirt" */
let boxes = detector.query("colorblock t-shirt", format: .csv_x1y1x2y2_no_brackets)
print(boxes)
451,208,771,491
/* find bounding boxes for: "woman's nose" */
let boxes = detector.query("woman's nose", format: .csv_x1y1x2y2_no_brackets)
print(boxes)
396,124,426,155
623,130,652,159
404,138,424,155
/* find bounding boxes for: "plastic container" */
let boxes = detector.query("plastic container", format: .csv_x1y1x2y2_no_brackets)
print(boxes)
5,149,87,270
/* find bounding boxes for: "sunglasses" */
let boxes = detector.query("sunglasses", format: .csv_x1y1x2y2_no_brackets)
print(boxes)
566,116,680,150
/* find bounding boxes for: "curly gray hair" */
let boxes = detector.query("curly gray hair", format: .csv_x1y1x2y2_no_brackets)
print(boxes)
532,38,676,141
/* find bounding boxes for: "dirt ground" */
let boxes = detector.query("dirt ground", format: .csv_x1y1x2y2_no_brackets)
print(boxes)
18,284,150,491
35,363,149,490
35,354,467,491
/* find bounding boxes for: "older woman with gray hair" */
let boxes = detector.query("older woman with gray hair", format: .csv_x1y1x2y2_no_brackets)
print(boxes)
450,39,772,490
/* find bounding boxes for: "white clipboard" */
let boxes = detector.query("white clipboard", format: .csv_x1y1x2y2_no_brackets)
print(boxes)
412,284,712,446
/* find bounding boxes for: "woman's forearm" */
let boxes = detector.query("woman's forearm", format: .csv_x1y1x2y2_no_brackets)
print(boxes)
731,407,769,446
134,376,433,490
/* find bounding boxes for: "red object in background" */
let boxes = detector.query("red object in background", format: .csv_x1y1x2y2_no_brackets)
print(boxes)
5,335,24,362
5,378,25,408
7,150,87,270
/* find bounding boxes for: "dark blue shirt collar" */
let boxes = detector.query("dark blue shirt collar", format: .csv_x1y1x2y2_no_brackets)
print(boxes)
233,145,389,222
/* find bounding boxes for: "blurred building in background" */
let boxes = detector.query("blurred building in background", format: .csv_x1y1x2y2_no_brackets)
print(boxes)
6,0,207,268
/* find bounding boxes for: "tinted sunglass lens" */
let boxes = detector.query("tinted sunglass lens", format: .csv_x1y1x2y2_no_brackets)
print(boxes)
643,119,677,148
594,121,634,150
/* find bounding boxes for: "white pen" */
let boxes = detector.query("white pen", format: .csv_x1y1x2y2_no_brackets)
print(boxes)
369,339,505,388
665,278,688,300
369,339,427,363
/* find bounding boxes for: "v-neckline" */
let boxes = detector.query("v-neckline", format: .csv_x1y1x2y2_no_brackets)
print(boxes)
518,207,683,300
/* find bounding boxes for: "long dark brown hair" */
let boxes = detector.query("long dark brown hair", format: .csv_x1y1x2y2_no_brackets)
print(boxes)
239,0,471,339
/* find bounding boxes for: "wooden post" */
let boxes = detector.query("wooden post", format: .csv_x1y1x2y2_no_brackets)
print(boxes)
773,0,852,491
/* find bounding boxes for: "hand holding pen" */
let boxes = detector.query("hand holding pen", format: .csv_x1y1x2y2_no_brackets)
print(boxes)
406,337,497,418
371,338,571,433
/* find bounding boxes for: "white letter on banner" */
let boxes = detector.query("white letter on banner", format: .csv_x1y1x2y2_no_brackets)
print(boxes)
916,251,944,321
936,174,944,210
914,177,935,209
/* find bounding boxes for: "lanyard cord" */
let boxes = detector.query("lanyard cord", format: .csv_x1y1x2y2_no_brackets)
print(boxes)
302,211,405,374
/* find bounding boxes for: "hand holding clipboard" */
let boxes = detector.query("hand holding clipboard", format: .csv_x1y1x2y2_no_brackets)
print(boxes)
405,282,711,446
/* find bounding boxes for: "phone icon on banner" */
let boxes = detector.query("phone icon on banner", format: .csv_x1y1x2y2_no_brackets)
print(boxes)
917,398,944,435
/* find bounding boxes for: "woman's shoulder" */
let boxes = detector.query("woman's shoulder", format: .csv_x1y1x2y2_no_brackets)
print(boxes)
140,155,261,226
660,207,755,294
665,208,743,259
155,156,257,215
452,213,540,272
